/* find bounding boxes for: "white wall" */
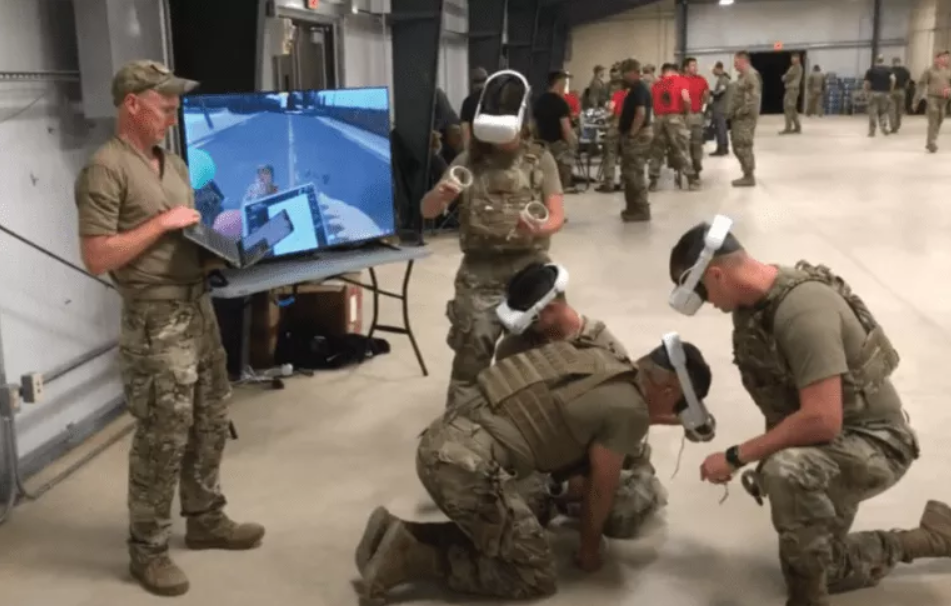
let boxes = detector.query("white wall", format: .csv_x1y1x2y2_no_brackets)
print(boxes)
687,0,911,79
565,0,676,85
908,0,951,77
0,0,123,460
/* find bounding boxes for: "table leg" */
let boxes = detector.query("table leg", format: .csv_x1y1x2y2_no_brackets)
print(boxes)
399,260,428,376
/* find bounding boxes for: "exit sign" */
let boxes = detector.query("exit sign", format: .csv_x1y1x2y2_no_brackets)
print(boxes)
306,0,319,8
773,42,784,50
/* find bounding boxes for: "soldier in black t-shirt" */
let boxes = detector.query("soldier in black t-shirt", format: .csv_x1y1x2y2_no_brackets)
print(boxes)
890,57,912,133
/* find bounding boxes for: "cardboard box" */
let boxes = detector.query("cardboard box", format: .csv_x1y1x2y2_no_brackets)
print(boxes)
249,272,363,368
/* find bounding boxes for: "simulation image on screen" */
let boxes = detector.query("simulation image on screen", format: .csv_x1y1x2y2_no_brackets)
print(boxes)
243,184,326,259
179,87,396,254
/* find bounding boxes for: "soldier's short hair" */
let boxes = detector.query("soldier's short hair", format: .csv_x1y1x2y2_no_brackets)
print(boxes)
682,57,697,70
714,61,724,69
938,50,950,58
648,340,713,401
668,221,745,285
620,58,641,74
735,50,750,61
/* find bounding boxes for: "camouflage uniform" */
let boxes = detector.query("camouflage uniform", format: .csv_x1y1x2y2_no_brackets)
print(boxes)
732,262,951,605
780,62,803,133
730,66,761,187
916,64,951,152
445,142,554,410
74,60,265,597
599,65,624,190
356,339,660,601
620,108,654,221
806,70,825,117
547,139,575,191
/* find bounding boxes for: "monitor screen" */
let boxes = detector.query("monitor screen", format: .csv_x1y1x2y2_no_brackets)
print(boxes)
179,87,396,253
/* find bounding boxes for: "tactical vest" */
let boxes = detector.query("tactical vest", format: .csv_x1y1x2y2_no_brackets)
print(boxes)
459,140,550,255
477,339,637,473
731,261,900,430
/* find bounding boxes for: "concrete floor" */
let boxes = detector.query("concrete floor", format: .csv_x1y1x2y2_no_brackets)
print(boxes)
2,114,951,606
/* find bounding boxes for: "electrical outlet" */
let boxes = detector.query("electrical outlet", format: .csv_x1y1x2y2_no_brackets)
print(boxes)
20,372,44,404
0,384,21,415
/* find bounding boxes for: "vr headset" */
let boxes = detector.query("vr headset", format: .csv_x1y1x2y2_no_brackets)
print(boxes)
660,332,716,443
668,214,734,316
496,264,568,335
472,70,531,145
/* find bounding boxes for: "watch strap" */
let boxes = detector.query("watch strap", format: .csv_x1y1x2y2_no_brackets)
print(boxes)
725,445,745,469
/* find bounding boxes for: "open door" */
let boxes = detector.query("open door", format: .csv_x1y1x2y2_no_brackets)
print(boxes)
272,20,337,91
749,50,807,114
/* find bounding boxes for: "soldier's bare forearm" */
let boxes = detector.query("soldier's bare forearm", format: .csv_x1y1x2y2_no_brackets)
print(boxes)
81,216,166,276
579,479,616,552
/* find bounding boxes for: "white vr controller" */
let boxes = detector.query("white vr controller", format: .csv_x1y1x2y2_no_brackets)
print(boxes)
507,201,549,240
440,165,474,215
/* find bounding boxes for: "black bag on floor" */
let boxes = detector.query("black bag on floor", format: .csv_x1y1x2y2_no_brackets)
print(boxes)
274,327,390,370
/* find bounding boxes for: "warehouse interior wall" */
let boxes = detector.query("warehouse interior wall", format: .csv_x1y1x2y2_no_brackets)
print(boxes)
565,0,676,85
686,0,911,81
0,0,124,463
908,0,951,77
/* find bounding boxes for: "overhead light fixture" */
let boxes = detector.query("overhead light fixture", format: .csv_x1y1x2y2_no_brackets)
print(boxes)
719,0,735,5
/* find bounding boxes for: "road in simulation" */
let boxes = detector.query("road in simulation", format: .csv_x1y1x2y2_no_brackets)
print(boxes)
191,110,393,243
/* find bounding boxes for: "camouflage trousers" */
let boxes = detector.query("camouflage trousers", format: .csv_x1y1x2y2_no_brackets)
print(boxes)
119,293,232,563
600,122,620,187
867,92,890,135
547,140,575,190
730,116,757,177
648,114,694,179
413,416,666,598
806,91,824,117
889,90,906,131
445,252,549,409
926,96,946,148
620,128,653,216
685,112,705,174
783,90,801,131
750,427,918,600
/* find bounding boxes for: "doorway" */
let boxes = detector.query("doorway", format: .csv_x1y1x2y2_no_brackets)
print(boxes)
272,21,337,91
749,50,807,114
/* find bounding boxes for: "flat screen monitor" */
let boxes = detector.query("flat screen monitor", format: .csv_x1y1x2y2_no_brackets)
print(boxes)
179,87,396,257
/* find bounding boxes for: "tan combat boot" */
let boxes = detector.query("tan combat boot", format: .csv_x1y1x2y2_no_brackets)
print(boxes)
361,521,445,604
896,500,951,561
130,554,190,597
184,513,265,550
621,207,651,222
783,566,831,606
687,178,702,191
732,174,756,187
356,507,397,575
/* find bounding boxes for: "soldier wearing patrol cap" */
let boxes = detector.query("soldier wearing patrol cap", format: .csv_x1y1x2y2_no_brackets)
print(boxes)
74,60,265,597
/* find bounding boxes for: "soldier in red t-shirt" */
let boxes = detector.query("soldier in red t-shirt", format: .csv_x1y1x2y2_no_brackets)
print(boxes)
648,63,699,191
681,57,710,177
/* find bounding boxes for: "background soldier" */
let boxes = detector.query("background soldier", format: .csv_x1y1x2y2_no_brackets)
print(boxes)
890,57,911,133
617,58,654,222
682,57,710,179
914,50,951,153
598,62,625,192
585,64,607,110
780,53,803,134
864,54,895,137
729,51,761,187
710,62,731,156
805,65,826,117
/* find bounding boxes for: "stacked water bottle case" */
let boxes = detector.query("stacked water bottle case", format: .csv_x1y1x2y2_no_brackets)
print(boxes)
823,74,862,115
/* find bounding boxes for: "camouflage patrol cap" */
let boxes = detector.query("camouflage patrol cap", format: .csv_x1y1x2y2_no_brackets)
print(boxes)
620,58,641,74
111,60,199,106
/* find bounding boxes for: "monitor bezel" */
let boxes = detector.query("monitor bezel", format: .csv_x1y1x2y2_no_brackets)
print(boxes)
178,86,398,253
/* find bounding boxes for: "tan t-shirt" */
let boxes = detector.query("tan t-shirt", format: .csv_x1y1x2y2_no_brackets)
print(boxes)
772,281,903,422
75,137,204,294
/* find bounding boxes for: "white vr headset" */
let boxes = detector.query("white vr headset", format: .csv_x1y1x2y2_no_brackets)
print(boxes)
472,70,531,145
496,264,568,335
662,332,716,442
668,214,734,316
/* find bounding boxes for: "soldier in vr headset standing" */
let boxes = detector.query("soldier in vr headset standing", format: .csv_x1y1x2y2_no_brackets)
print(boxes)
353,269,715,602
668,215,951,606
419,70,566,411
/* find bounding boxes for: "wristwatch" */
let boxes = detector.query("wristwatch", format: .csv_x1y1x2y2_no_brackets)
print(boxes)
725,445,746,470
